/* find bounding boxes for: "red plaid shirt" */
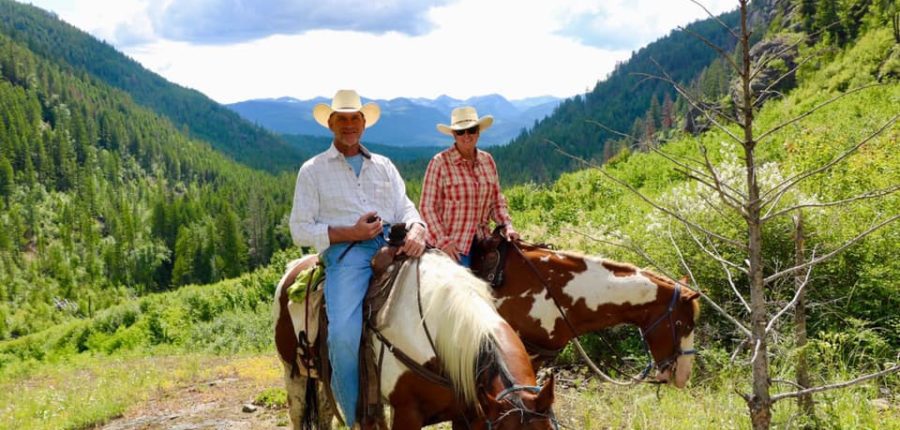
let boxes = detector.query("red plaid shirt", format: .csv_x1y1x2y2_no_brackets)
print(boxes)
419,145,513,253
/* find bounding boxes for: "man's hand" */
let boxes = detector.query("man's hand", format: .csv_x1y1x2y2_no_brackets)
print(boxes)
354,211,382,241
503,225,520,242
399,223,426,257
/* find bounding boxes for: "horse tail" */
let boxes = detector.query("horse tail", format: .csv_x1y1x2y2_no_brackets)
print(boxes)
301,377,318,430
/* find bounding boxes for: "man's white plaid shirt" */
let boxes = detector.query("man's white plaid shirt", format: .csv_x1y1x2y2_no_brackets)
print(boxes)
289,144,425,253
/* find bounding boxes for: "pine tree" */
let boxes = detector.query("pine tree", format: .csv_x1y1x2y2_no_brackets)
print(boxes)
0,153,13,203
217,205,247,279
662,92,675,130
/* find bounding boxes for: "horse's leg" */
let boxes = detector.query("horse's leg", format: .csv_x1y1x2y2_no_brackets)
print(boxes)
282,363,306,430
283,364,338,429
317,380,337,429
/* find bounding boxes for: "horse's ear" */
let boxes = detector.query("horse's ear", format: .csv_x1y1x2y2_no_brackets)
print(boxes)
678,276,700,301
535,373,555,412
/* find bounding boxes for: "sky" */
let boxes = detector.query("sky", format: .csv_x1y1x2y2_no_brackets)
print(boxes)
22,0,738,104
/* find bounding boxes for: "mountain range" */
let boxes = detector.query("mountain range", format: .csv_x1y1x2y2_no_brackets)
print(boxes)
227,94,560,147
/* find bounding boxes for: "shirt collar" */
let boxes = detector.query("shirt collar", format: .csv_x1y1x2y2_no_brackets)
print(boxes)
326,142,372,160
450,144,481,165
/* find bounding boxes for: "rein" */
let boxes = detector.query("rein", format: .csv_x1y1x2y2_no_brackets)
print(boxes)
507,240,693,385
369,256,453,389
486,384,560,430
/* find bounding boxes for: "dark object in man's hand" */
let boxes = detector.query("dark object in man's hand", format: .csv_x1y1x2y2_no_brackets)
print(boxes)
367,215,381,223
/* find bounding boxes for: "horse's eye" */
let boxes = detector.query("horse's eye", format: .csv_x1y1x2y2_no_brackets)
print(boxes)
675,320,683,326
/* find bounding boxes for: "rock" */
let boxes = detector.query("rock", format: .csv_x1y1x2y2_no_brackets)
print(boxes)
730,35,801,115
242,404,258,413
871,398,891,411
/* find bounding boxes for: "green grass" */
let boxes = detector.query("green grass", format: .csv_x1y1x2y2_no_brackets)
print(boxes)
555,367,898,429
0,353,210,430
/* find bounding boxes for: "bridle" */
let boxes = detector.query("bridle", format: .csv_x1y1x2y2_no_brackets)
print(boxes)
637,280,698,379
486,385,559,430
506,240,696,383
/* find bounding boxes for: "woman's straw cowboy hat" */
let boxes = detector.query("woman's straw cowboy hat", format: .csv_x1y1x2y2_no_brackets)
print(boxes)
313,89,381,128
436,106,494,136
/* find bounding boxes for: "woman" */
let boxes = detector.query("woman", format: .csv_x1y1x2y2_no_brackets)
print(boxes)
420,106,519,267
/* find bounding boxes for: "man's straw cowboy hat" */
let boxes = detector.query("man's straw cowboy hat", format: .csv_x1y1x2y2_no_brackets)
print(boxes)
313,89,381,128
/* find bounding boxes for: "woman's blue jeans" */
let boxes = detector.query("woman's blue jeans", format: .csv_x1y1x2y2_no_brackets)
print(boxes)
321,228,388,427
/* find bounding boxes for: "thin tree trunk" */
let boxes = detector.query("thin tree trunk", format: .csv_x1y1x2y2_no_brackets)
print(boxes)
740,2,772,428
793,212,815,424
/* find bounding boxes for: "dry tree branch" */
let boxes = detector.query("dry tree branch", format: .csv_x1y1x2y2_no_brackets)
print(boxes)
699,144,749,214
764,214,900,284
677,25,741,74
631,72,743,143
687,0,740,40
682,223,746,273
750,338,763,366
761,114,898,205
722,259,750,313
698,192,746,231
667,225,699,284
682,224,752,312
748,22,840,82
755,47,829,103
771,363,900,403
562,228,668,273
755,84,885,142
547,139,747,249
762,184,900,221
765,250,816,334
771,379,806,390
730,339,749,363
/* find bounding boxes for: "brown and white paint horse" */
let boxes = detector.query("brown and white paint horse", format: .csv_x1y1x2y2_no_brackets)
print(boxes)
274,251,558,430
472,238,700,387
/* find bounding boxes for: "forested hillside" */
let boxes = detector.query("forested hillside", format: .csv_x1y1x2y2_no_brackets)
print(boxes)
0,26,297,340
0,0,311,172
489,5,752,184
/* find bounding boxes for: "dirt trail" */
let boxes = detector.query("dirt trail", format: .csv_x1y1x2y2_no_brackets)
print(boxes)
96,355,586,430
97,356,288,430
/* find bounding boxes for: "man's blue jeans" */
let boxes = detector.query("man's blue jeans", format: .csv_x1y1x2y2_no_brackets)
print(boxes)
321,229,387,427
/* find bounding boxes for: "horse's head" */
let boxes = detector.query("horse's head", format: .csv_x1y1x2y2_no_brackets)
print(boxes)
482,374,557,430
640,275,700,388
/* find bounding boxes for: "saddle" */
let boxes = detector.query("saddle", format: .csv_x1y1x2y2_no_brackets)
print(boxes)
470,226,513,289
277,224,410,425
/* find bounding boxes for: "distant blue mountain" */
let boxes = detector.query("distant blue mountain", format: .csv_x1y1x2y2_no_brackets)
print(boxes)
227,94,560,147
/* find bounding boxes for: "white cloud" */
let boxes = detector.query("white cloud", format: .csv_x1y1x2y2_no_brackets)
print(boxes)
20,0,741,103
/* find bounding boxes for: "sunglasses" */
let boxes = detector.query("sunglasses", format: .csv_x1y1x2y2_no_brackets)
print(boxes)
454,127,480,136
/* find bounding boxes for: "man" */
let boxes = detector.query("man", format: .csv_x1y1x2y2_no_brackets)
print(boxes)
289,89,427,428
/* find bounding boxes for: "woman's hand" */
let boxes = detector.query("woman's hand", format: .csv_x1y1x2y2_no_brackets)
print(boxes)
440,242,459,262
399,223,426,257
504,225,520,241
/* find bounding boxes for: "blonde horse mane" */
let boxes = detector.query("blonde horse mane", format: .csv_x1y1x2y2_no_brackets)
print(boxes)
417,252,503,405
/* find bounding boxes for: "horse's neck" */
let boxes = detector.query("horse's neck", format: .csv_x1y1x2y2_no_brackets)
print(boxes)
528,250,665,335
376,259,437,362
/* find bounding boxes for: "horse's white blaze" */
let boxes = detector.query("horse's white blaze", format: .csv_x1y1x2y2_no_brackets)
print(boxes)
565,258,657,310
674,332,695,388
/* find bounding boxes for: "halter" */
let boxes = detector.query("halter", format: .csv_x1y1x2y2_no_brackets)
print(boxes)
486,385,560,430
638,281,698,376
508,240,696,383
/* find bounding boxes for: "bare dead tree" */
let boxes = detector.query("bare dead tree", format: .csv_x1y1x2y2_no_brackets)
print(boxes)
546,1,899,429
792,212,815,426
